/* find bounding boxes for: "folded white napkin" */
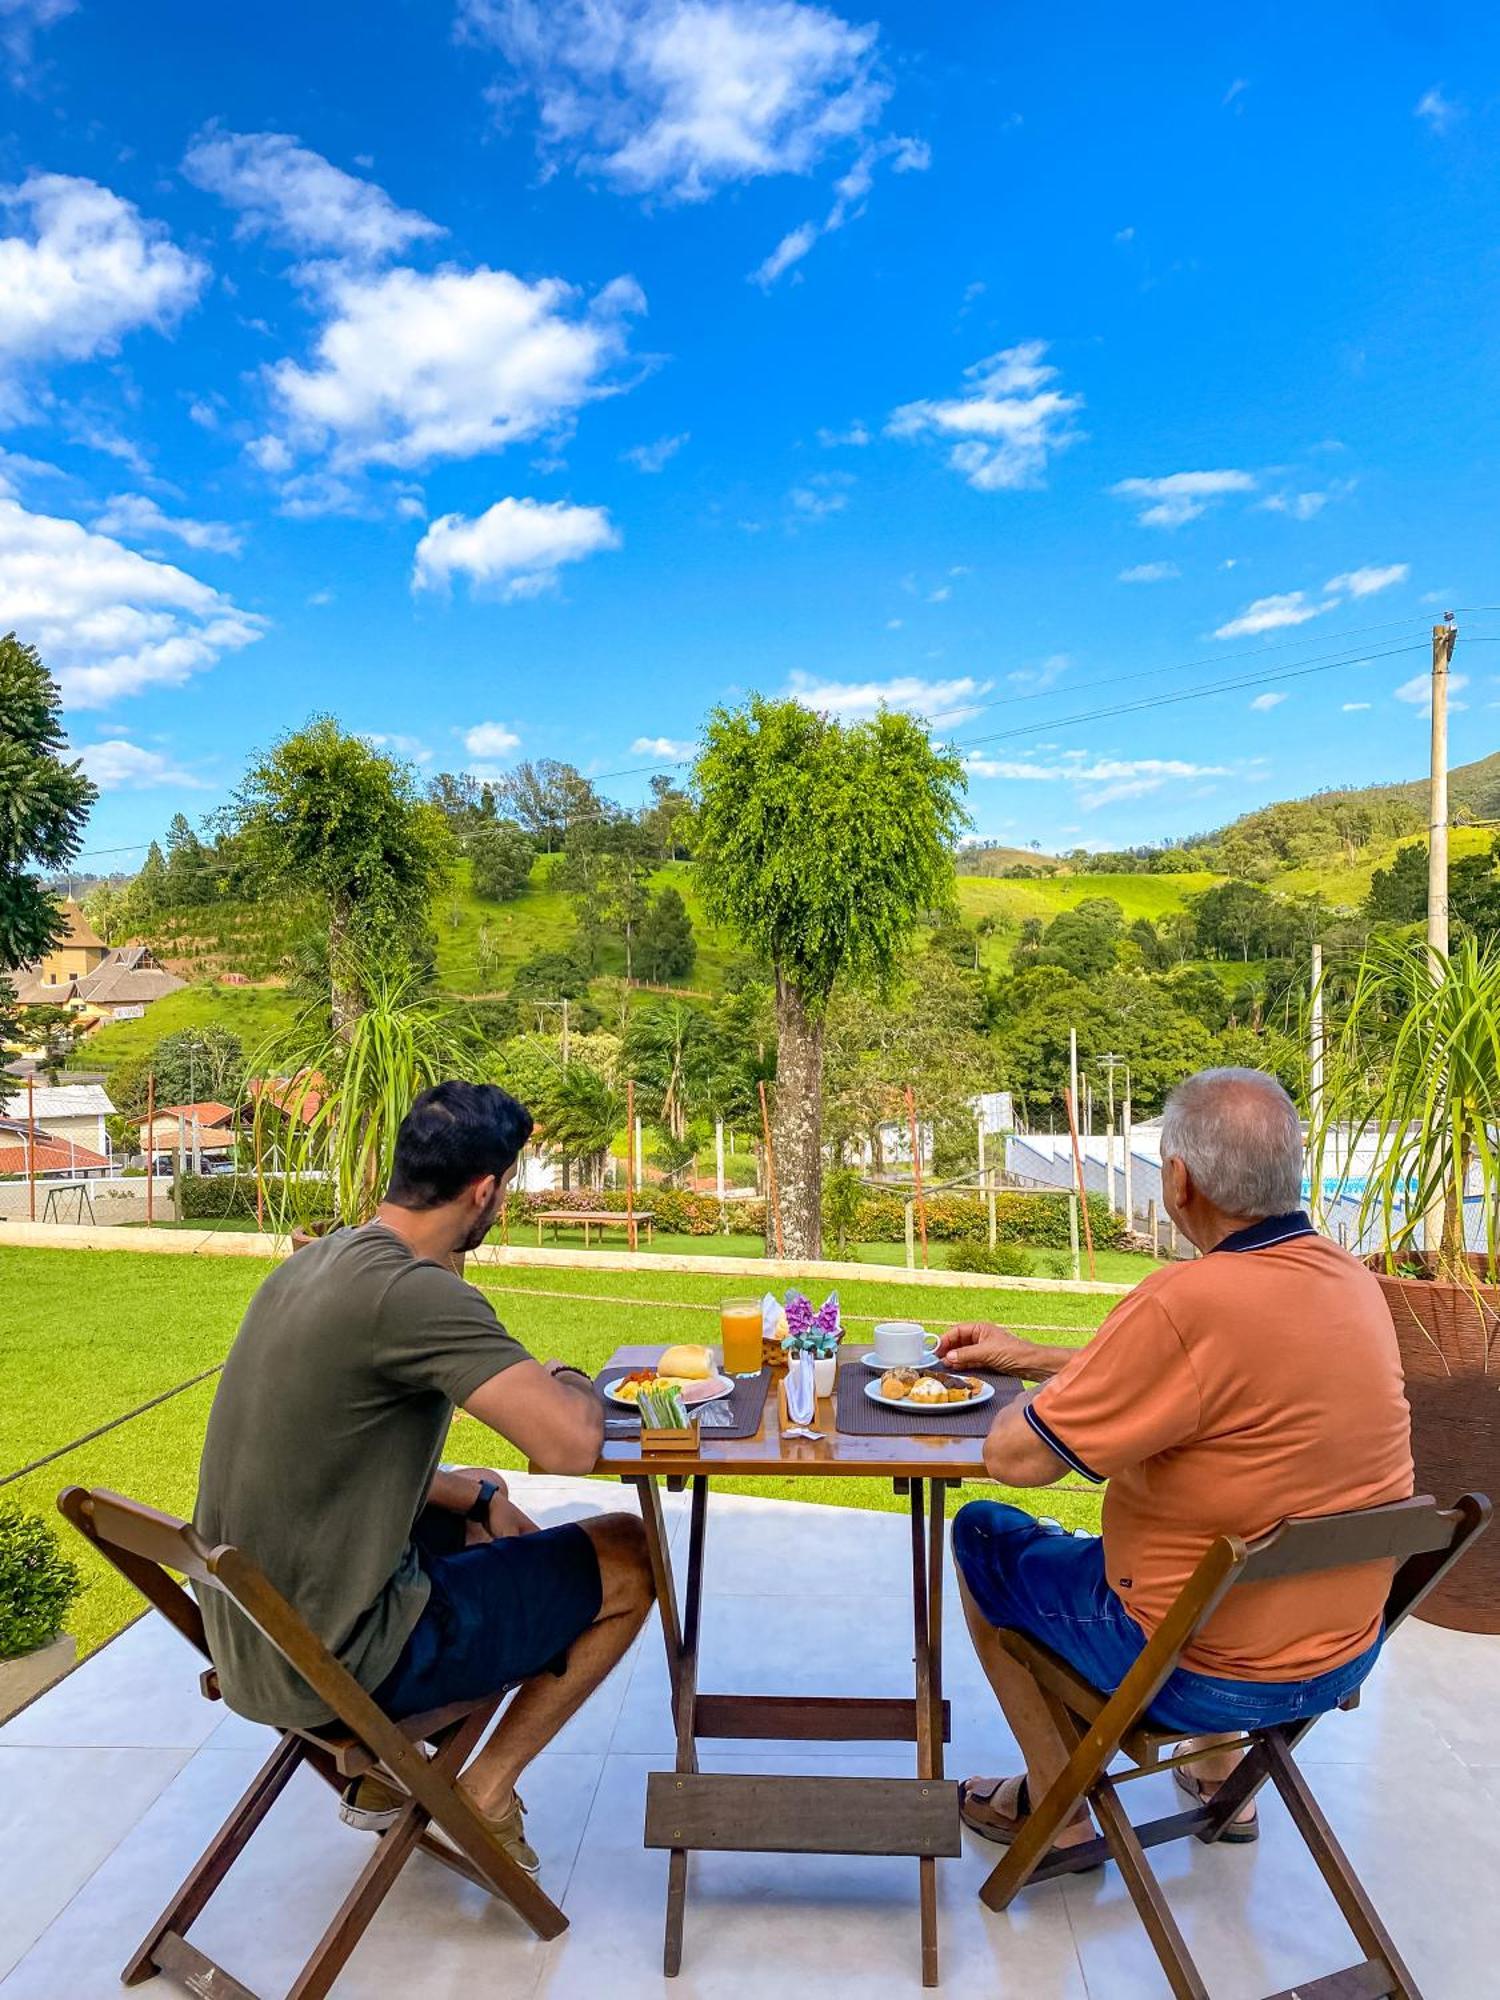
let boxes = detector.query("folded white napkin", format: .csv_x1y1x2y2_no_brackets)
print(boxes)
782,1351,823,1440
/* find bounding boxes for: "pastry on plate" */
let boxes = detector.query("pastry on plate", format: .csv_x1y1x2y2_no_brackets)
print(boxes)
908,1375,947,1405
933,1369,978,1403
879,1368,920,1400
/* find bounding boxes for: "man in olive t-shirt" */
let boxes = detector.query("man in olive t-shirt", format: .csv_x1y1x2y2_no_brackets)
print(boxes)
194,1080,654,1876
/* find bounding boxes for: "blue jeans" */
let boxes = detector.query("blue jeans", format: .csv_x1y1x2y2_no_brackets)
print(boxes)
951,1501,1381,1736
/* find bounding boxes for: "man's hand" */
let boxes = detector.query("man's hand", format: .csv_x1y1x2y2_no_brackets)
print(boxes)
937,1322,1076,1378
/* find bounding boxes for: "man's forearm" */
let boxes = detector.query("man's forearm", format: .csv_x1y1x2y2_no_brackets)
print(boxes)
428,1467,487,1513
1018,1342,1081,1379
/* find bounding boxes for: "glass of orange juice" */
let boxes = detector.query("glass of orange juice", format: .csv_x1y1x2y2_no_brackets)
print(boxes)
720,1297,763,1377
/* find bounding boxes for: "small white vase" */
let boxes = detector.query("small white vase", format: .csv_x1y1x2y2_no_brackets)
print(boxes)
813,1355,837,1400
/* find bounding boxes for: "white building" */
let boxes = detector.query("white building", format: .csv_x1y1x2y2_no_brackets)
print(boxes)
0,1079,114,1158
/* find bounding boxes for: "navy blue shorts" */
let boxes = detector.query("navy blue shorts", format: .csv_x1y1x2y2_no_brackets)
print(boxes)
951,1500,1380,1736
373,1507,603,1720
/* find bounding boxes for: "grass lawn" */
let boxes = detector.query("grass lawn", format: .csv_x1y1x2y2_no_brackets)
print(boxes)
2,1245,1117,1657
74,982,303,1083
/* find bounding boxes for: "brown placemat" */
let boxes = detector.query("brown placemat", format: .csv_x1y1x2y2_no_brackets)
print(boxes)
834,1348,1021,1437
596,1364,772,1441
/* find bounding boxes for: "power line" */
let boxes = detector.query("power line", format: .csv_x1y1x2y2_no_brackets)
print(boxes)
949,637,1432,752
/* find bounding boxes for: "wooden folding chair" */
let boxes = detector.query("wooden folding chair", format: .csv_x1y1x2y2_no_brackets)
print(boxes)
57,1485,567,2000
977,1492,1491,2000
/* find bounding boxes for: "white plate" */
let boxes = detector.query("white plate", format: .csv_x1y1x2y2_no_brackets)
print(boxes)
863,1376,994,1413
859,1349,939,1371
604,1372,735,1411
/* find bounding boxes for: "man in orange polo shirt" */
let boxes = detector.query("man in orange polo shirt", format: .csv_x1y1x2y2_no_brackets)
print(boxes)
945,1067,1412,1854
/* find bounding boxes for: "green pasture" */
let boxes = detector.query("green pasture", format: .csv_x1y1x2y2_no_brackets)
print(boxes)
2,1244,1117,1657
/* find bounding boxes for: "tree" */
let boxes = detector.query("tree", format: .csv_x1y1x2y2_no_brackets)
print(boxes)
126,841,168,922
1037,898,1124,978
640,774,695,860
0,633,97,971
694,696,967,1255
500,759,599,852
1452,836,1500,940
110,1027,248,1118
162,812,213,905
1187,880,1296,961
468,823,535,902
1365,842,1428,926
224,718,454,1033
636,886,697,982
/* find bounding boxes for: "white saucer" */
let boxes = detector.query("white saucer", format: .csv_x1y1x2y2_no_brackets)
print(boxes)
859,1350,939,1371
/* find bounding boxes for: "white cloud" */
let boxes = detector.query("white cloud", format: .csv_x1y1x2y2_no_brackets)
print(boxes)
1325,561,1409,598
0,0,76,78
788,470,852,517
753,221,817,286
888,341,1083,491
0,174,206,416
75,738,207,790
256,264,643,487
1117,561,1179,583
1258,488,1331,520
1249,691,1287,711
363,731,434,765
1007,653,1069,691
623,430,688,472
1214,590,1327,639
0,492,264,707
463,721,522,758
788,669,992,725
750,131,929,285
462,0,892,201
413,496,620,598
1395,671,1468,712
1110,468,1256,527
1342,702,1371,712
817,420,869,447
963,750,1229,810
630,734,694,758
93,492,243,556
182,128,443,261
1415,86,1459,135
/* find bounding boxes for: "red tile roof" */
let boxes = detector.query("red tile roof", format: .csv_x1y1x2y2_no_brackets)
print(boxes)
0,1135,110,1175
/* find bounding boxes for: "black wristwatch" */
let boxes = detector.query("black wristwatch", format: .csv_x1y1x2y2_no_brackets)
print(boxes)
467,1478,499,1524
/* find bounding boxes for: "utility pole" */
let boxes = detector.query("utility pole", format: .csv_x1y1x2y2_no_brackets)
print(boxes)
1425,615,1458,1251
1068,1027,1079,1157
1122,1086,1134,1232
1309,941,1324,1229
1427,617,1458,977
1100,1053,1124,1215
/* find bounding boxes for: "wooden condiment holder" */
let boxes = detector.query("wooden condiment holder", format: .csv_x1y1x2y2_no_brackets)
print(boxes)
639,1421,697,1454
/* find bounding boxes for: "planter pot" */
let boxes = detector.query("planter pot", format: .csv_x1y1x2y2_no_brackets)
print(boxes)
290,1220,339,1253
1369,1255,1500,1634
813,1355,837,1400
0,1633,76,1723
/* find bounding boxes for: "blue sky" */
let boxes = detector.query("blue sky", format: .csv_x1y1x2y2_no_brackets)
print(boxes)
2,0,1498,869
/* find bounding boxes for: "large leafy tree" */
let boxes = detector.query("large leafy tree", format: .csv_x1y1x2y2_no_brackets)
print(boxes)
636,885,696,982
500,758,598,852
110,1027,247,1119
694,697,967,1255
224,718,453,1032
0,633,97,971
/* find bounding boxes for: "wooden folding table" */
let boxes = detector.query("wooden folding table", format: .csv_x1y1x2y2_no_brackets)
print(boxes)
596,1344,1018,1988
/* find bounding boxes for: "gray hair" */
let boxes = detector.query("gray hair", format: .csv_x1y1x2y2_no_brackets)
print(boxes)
1159,1068,1305,1218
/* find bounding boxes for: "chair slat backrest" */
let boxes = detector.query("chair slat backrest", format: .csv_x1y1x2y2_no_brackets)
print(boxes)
1236,1495,1466,1586
57,1485,215,1659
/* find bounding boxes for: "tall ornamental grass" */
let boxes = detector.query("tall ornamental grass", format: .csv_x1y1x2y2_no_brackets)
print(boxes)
1309,935,1500,1288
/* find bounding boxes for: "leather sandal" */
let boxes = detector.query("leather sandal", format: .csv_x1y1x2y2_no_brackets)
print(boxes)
1174,1766,1259,1842
958,1774,1101,1865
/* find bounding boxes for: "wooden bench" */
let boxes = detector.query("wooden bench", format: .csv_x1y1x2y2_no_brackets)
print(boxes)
534,1209,655,1247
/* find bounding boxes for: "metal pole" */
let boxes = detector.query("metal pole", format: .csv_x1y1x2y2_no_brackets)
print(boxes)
1309,941,1324,1228
758,1079,784,1258
1067,1191,1081,1281
904,1199,916,1271
1425,618,1457,1255
1062,1086,1096,1281
1427,620,1457,977
26,1073,36,1222
145,1074,155,1226
1122,1092,1134,1231
625,1078,637,1251
905,1084,929,1268
1068,1027,1078,1149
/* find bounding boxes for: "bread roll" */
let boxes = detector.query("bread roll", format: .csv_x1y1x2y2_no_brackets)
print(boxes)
658,1343,713,1382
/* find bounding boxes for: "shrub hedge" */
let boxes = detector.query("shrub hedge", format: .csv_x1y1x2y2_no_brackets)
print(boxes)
499,1185,1123,1248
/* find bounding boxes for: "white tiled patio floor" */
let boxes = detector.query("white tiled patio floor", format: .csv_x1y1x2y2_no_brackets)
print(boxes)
2,1478,1496,1999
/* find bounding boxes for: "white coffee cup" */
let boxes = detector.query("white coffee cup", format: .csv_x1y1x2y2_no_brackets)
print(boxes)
873,1321,940,1366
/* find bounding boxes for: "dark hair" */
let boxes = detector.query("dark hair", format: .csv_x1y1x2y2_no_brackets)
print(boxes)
385,1081,534,1210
